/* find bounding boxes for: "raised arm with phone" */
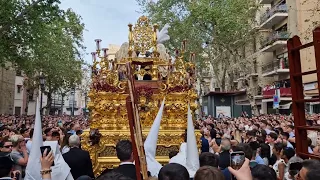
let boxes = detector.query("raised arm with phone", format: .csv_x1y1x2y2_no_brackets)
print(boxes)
40,148,54,180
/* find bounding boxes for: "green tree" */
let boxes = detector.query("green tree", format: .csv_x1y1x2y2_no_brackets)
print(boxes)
0,0,85,114
137,0,258,88
138,0,260,115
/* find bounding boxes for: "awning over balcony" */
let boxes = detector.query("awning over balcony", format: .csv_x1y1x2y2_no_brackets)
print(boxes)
262,68,290,77
262,87,291,98
260,0,273,4
261,40,287,52
260,4,288,29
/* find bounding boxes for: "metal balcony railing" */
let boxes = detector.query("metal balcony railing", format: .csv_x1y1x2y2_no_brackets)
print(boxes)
51,100,63,106
261,31,290,49
260,4,288,24
262,59,289,74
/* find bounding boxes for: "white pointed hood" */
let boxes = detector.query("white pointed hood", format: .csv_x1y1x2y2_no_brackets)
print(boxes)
25,98,43,180
169,104,199,178
186,104,200,177
25,98,74,180
144,98,165,177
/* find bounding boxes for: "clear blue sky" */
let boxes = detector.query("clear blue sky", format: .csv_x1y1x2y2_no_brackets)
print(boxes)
60,0,142,63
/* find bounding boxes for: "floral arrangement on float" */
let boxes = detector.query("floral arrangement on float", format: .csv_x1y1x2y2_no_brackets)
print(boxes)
91,79,119,93
136,86,153,101
167,84,191,93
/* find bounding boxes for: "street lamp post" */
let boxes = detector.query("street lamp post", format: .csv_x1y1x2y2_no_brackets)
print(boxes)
39,74,46,116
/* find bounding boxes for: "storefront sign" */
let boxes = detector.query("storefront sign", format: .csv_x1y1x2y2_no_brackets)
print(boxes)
216,106,231,118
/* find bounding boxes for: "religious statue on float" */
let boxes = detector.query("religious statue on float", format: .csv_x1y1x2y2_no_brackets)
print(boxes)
82,15,199,176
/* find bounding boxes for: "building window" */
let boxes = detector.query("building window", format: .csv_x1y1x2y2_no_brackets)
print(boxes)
28,93,34,101
15,107,21,116
17,85,22,93
16,70,22,76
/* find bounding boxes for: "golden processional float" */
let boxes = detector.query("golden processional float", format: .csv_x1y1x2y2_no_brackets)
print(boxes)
81,16,199,176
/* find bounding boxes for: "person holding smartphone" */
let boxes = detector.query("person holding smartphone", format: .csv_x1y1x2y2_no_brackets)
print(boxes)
40,149,54,180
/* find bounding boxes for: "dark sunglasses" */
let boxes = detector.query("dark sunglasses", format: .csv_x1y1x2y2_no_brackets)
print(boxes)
3,145,12,148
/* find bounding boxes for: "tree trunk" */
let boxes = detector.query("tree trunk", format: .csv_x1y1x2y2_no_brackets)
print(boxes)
251,103,260,116
245,80,260,116
228,72,235,91
220,64,227,91
46,92,52,115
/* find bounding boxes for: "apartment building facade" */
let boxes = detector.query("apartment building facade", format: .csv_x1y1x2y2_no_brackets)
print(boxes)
0,67,15,114
236,0,320,114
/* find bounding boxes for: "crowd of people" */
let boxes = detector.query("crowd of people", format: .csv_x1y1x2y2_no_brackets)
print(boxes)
193,114,320,180
1,113,320,180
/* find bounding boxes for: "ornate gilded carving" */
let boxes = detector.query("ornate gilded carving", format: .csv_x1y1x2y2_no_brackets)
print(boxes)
82,130,202,176
131,16,156,55
84,16,200,176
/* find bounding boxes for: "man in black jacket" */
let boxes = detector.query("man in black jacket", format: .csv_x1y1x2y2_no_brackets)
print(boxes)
62,135,94,179
99,140,138,179
0,152,20,180
113,140,137,180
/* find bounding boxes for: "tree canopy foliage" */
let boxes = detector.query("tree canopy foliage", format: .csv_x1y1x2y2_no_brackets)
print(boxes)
137,0,259,91
0,0,85,113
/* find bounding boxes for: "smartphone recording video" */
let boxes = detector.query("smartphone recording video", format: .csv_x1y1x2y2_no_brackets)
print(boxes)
215,138,222,146
40,146,54,166
230,151,245,170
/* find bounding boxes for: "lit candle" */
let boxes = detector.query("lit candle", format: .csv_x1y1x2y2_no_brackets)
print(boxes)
94,39,102,51
102,48,108,57
91,52,96,62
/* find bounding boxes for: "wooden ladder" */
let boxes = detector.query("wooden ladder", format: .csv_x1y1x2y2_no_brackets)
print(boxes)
287,26,320,159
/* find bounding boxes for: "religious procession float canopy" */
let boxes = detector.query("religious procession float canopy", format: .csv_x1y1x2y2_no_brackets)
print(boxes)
81,16,199,176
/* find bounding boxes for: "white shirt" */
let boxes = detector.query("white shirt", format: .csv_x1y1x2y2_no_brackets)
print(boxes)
265,128,272,134
120,162,134,165
287,141,294,149
26,140,32,153
61,146,70,154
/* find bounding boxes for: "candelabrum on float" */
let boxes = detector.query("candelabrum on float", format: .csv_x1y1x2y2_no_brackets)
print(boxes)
82,15,200,175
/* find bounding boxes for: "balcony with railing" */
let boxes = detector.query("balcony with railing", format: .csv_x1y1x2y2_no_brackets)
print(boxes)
51,100,63,107
66,100,79,112
263,87,291,98
260,4,288,29
260,31,289,52
262,58,289,77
